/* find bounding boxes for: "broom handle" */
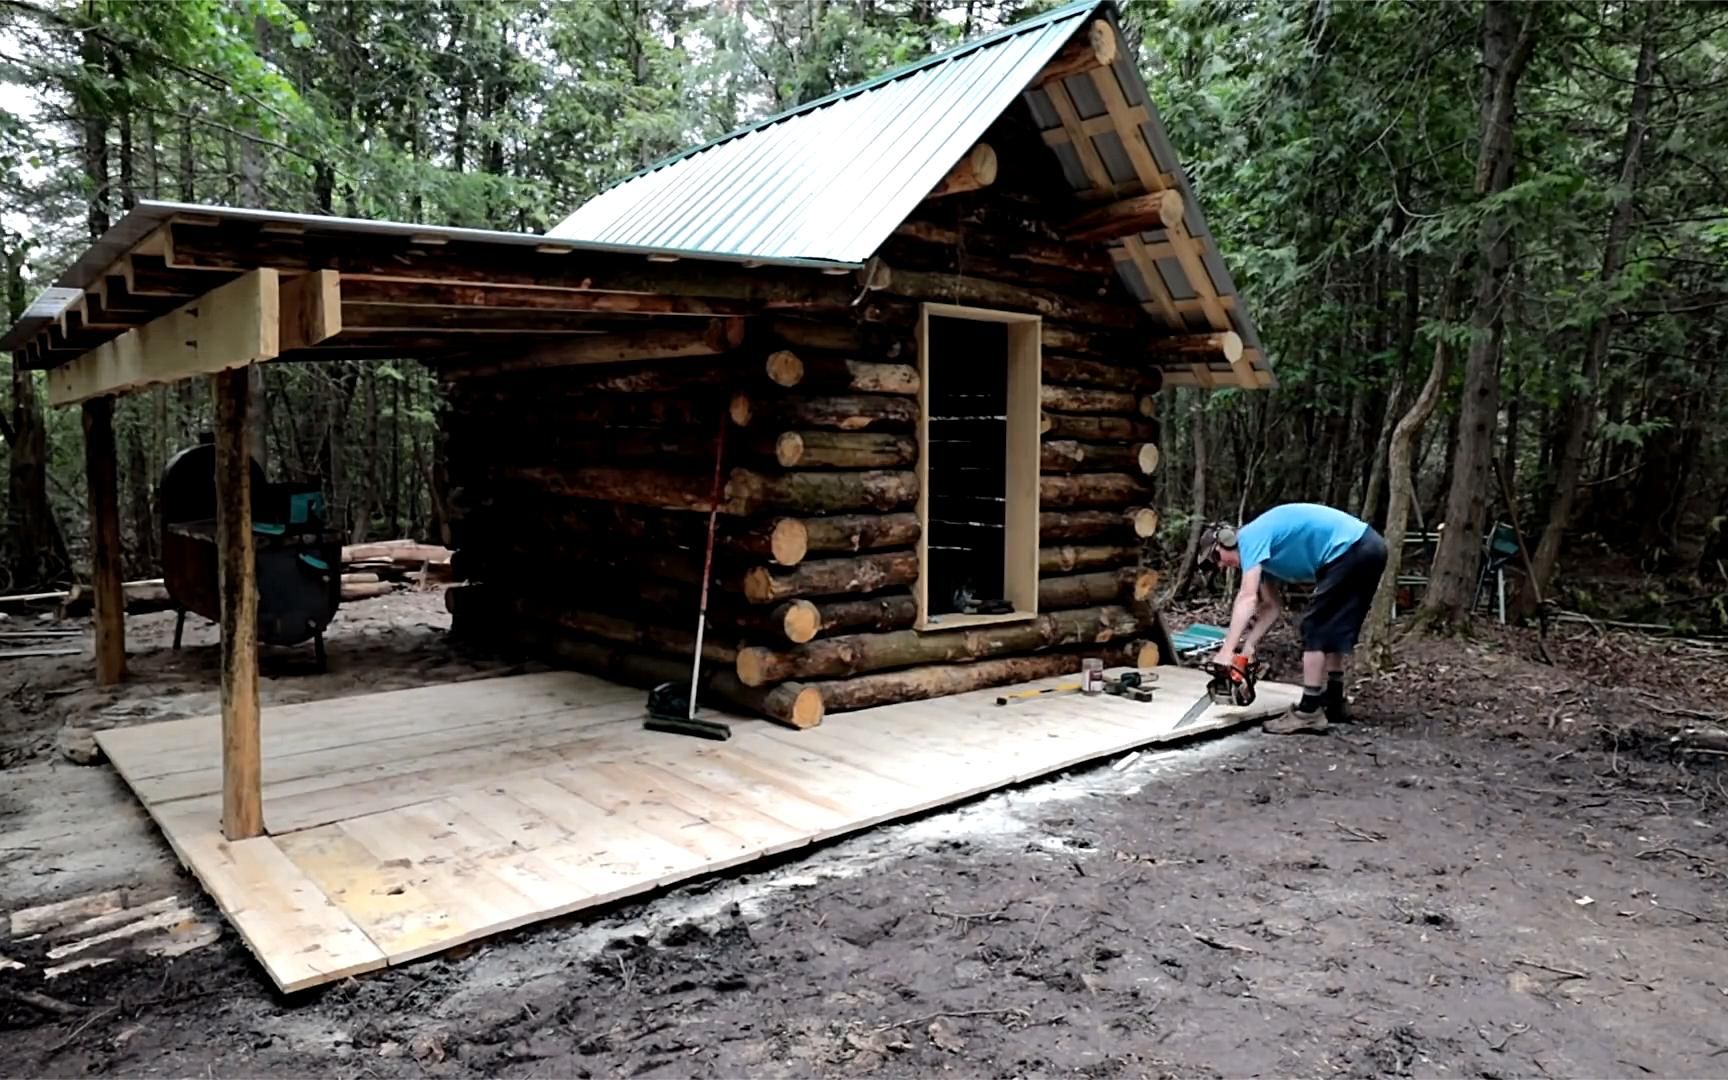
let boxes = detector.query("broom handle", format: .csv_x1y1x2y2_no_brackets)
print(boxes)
688,412,728,720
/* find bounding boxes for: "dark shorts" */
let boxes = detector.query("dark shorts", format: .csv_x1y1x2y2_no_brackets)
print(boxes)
1301,529,1388,654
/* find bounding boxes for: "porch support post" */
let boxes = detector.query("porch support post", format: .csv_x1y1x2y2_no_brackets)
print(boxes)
81,395,125,685
213,366,263,840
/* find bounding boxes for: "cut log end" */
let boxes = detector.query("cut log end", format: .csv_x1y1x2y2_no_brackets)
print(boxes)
765,349,804,388
1127,507,1159,538
780,600,821,644
782,685,825,728
1221,331,1244,364
736,646,772,688
1134,641,1161,669
928,143,998,198
728,391,753,427
775,432,805,468
1087,18,1118,65
741,567,776,605
769,518,809,566
1136,443,1161,474
1138,395,1157,418
1131,569,1158,602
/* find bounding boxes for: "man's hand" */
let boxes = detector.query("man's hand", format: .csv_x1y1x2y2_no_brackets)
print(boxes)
1211,647,1233,669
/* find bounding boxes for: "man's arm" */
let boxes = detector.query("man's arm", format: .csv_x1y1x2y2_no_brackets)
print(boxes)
1241,575,1282,656
1214,565,1263,663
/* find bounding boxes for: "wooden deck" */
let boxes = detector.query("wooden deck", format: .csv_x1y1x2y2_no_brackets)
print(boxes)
95,665,1298,992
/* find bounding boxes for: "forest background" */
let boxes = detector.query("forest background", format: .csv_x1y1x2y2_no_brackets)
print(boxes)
2,0,1724,640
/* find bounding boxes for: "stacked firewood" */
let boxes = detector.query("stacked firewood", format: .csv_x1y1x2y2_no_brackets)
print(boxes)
442,306,1163,729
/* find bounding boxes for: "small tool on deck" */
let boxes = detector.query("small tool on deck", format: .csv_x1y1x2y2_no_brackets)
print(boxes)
645,411,733,742
995,670,1156,706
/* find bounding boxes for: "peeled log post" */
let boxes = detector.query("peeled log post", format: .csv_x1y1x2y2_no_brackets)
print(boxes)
1040,508,1159,542
1030,18,1117,87
1041,413,1156,441
736,604,1141,687
1042,355,1162,392
442,319,746,379
802,512,921,553
741,550,919,604
1041,385,1139,414
764,351,920,395
1040,473,1146,509
1039,568,1156,609
927,142,997,198
530,631,823,728
1064,191,1185,244
1039,544,1141,575
725,468,917,514
775,431,916,469
730,392,917,431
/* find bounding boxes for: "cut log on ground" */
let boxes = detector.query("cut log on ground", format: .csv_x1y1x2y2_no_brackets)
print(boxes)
1039,568,1157,609
341,541,451,565
735,603,1141,686
1040,473,1146,509
741,551,919,604
1038,544,1141,575
58,579,174,617
341,581,396,601
774,431,916,469
1041,413,1156,441
729,392,918,431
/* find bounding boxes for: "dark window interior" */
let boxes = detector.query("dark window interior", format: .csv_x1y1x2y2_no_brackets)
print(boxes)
926,316,1010,617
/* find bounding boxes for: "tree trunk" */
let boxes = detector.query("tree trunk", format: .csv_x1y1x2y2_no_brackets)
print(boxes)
1363,302,1458,659
4,246,66,587
1416,1,1537,632
735,604,1141,686
1519,11,1658,619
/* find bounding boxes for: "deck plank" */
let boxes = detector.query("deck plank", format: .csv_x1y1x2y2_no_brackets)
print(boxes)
104,664,1298,991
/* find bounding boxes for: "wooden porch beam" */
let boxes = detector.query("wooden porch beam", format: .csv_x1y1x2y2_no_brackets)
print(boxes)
338,277,757,316
439,319,747,379
81,396,125,685
212,368,263,841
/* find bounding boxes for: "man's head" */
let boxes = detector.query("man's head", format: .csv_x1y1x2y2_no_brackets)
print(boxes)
1198,522,1241,569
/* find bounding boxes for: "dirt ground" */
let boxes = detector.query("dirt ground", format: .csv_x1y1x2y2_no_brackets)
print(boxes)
3,590,1728,1078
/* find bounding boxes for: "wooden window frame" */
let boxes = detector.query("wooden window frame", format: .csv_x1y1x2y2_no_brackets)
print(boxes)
915,303,1042,632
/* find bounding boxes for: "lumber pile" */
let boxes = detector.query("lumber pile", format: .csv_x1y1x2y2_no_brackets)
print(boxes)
443,184,1167,726
339,539,453,596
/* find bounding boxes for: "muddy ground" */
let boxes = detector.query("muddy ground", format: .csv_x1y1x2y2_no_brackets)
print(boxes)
3,590,1727,1078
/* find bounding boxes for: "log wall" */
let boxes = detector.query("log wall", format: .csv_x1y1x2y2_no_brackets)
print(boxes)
444,114,1167,727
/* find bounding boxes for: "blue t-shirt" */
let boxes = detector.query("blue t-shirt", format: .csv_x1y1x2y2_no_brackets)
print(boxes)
1236,503,1368,583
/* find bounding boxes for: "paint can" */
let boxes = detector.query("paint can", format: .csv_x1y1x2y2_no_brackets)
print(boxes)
1080,658,1104,695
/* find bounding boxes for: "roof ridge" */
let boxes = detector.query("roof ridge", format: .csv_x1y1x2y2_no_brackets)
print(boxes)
611,0,1105,188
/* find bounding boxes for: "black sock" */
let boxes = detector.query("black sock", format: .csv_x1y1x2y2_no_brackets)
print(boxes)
1299,685,1325,713
1326,672,1344,702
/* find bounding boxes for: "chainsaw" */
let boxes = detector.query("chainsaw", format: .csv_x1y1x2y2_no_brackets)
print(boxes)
1204,654,1264,708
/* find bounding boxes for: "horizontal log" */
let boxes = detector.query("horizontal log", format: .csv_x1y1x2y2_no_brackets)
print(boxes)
775,431,916,469
1039,508,1158,542
1064,191,1185,244
765,318,908,358
730,392,918,431
1043,355,1162,392
927,142,997,198
1040,473,1146,509
440,320,745,379
741,550,919,604
1041,412,1157,441
548,502,810,566
456,393,727,430
812,641,1156,714
1149,331,1243,364
884,266,1142,330
890,220,1114,275
57,578,173,617
1041,385,1139,414
764,350,920,395
1030,17,1117,88
337,277,766,317
735,604,1142,686
523,626,823,728
725,469,918,514
341,581,394,601
528,604,737,666
1038,441,1160,475
1039,568,1157,609
500,466,727,513
738,591,919,644
802,512,921,553
1038,544,1141,575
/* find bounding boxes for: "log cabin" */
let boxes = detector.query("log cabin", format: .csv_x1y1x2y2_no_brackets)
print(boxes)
1,0,1272,842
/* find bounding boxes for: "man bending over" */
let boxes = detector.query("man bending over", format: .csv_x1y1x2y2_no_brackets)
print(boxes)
1199,503,1388,734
